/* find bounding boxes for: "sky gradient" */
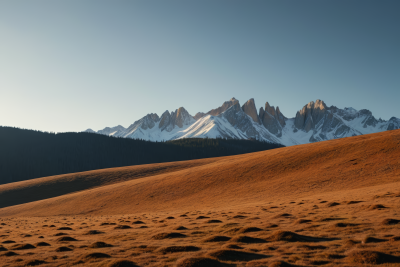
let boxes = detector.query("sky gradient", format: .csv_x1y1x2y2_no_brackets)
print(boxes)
1,0,399,132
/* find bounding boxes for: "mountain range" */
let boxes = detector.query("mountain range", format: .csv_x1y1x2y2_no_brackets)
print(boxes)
85,98,400,146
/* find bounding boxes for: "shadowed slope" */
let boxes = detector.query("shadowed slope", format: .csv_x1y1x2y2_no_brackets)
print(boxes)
0,130,399,217
0,158,218,209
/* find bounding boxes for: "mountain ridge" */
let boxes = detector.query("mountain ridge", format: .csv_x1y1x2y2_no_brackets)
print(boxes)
86,98,400,146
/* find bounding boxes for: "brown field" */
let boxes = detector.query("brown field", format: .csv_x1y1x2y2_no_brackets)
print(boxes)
0,130,399,266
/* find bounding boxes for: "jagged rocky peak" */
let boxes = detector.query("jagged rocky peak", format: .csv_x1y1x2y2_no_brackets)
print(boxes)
387,117,400,130
259,101,286,137
97,125,126,135
241,98,260,124
313,99,327,111
159,107,194,132
140,113,160,130
357,109,378,128
219,99,262,140
332,106,358,121
207,97,240,116
173,107,193,128
264,102,275,116
294,99,327,132
332,105,381,129
263,102,286,127
193,112,205,120
159,110,171,131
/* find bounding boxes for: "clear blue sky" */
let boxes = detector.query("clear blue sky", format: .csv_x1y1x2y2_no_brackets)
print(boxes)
1,0,399,132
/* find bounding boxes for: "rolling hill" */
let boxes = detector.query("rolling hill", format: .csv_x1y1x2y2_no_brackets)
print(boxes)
1,129,399,217
1,130,400,267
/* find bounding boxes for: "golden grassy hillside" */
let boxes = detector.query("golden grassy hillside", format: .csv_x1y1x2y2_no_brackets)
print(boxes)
1,130,399,217
0,130,399,266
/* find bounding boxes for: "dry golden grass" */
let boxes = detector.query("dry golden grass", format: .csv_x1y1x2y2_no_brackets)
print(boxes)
0,130,399,266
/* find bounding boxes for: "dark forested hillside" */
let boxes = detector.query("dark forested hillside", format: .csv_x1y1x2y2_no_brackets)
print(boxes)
0,126,283,185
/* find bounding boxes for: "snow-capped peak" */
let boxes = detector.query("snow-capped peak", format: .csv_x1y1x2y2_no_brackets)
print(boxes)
84,98,399,146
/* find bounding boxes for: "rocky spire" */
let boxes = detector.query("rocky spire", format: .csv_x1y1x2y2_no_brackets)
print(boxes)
159,108,194,132
258,102,287,137
241,98,260,124
262,102,286,127
159,110,171,131
206,98,240,116
173,107,193,128
294,100,327,132
265,102,276,117
259,107,265,122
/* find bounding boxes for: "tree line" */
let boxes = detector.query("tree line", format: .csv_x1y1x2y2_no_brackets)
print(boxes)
0,126,283,185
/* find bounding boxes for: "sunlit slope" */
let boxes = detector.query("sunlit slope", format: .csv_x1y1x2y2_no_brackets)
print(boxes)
0,158,218,209
0,130,399,217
